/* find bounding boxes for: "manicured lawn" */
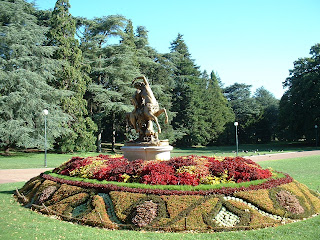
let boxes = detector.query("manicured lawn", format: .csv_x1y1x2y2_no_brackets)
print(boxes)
0,152,98,169
258,155,320,191
1,142,318,169
1,155,320,239
171,143,319,157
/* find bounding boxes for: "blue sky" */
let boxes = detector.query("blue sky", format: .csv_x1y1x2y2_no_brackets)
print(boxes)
33,0,320,99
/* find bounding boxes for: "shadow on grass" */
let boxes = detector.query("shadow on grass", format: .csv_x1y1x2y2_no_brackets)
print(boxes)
0,190,15,195
173,143,319,154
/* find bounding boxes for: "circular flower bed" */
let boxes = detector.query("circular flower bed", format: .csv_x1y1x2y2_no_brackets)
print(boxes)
53,155,273,186
15,155,320,232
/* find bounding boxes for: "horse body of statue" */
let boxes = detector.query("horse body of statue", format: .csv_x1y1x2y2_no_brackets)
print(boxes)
127,76,168,142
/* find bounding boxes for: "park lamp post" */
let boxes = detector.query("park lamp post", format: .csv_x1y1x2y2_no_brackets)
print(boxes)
234,122,239,156
315,125,318,147
42,109,49,167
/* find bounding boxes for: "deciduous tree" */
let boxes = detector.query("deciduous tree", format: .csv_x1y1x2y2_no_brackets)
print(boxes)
224,83,260,143
253,87,279,143
279,44,320,142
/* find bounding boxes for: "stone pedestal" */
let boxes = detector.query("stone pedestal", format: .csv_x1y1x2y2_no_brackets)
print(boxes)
121,140,173,161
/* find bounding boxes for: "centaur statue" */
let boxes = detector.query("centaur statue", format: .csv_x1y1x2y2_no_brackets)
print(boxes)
127,76,168,142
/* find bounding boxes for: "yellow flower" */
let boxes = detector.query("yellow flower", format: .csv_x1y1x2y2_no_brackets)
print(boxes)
176,166,196,174
121,174,131,183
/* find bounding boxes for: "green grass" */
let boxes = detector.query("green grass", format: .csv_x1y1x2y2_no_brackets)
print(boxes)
1,142,319,169
0,152,98,169
258,155,320,191
171,143,319,157
1,156,320,239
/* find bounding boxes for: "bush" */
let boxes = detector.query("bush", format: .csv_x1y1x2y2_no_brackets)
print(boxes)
59,156,86,175
208,157,272,183
167,156,197,169
141,162,177,185
93,158,129,182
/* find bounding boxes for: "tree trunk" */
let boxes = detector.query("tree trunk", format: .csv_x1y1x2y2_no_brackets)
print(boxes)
4,145,10,155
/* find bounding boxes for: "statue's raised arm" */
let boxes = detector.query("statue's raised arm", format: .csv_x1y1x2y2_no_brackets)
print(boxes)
132,75,149,87
132,75,157,105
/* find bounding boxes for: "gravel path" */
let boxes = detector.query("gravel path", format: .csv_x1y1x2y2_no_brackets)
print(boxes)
0,168,54,184
247,150,320,162
1,150,320,184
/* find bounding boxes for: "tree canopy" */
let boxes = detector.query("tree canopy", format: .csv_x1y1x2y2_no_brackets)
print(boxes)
0,0,70,153
2,0,316,153
279,44,320,142
47,0,97,152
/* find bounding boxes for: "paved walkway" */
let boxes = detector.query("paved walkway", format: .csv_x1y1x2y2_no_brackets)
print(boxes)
247,150,320,162
1,150,320,184
0,168,53,184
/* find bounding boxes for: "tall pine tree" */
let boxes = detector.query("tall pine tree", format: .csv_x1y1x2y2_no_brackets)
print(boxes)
195,71,234,145
47,0,96,152
167,34,203,146
0,0,70,153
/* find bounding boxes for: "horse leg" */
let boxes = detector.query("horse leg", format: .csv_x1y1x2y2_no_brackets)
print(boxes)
129,113,135,129
154,108,168,124
144,110,162,133
129,112,145,135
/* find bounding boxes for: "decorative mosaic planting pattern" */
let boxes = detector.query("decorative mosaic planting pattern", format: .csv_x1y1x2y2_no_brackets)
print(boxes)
214,206,241,227
15,174,320,232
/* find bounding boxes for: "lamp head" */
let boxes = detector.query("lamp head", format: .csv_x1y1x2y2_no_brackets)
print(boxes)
42,109,49,115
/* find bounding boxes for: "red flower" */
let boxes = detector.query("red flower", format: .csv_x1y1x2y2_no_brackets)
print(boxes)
59,157,90,176
93,158,129,182
141,162,176,185
167,156,197,169
176,172,199,186
56,155,272,186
